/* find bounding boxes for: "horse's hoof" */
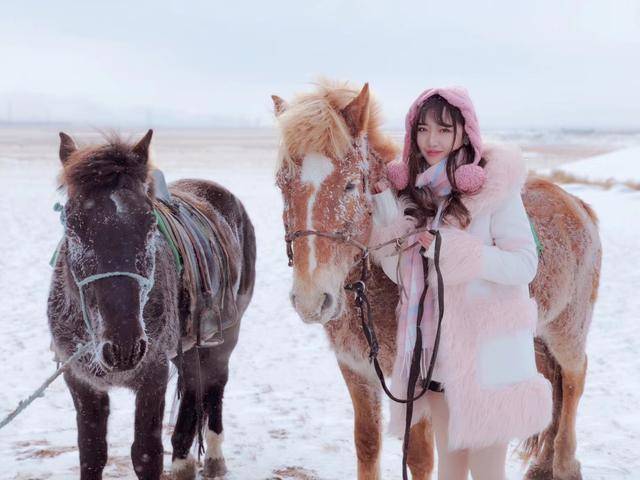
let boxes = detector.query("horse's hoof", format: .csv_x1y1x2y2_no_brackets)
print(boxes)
172,454,197,480
203,457,228,478
525,462,553,480
553,459,583,480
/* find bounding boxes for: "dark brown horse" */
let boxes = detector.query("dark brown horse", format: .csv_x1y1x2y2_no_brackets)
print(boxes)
47,131,255,480
272,81,601,480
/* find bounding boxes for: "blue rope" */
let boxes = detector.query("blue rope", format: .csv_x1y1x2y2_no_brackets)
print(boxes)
0,343,93,431
72,271,154,345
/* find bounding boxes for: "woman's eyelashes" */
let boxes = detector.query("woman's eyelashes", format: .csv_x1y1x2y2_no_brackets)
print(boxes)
417,125,451,133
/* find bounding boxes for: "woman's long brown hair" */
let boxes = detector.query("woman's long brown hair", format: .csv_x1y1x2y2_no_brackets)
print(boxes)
400,94,486,229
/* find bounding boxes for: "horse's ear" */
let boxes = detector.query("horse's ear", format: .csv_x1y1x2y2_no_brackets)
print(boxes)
59,132,77,165
271,95,288,116
133,129,153,163
341,83,370,138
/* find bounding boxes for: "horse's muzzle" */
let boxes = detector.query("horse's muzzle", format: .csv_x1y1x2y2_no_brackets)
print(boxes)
100,336,148,371
290,290,343,325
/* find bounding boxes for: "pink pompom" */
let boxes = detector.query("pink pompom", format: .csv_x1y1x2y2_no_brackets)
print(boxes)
455,164,485,194
386,159,410,190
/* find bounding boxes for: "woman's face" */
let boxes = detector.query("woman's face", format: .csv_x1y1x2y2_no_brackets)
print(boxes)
415,108,465,166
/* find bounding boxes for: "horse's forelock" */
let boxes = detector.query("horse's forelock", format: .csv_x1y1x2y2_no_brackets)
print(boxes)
275,80,398,178
60,136,150,195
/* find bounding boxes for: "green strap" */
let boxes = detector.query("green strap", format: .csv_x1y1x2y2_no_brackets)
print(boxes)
529,217,544,257
153,209,183,272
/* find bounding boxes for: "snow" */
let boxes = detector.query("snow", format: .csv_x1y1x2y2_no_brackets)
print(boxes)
547,146,640,185
1,128,639,479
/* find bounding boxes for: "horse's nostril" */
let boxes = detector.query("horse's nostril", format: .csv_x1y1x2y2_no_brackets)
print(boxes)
290,293,296,306
102,342,116,368
321,293,333,312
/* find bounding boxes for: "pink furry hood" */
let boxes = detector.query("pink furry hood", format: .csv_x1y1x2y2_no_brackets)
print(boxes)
386,86,483,192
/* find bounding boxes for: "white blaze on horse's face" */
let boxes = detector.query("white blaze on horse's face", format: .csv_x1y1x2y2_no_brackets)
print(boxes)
285,145,373,326
300,152,335,274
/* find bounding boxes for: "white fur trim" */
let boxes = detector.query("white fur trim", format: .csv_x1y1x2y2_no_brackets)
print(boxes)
462,142,527,220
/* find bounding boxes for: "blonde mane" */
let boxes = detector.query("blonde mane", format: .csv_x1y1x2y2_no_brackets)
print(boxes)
275,79,398,174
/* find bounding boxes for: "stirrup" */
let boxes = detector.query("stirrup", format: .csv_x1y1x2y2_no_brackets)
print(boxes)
198,331,225,347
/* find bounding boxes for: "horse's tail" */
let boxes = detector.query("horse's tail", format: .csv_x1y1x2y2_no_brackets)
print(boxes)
519,339,562,464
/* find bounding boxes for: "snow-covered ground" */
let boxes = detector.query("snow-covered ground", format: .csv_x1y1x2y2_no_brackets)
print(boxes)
546,146,640,185
0,128,638,479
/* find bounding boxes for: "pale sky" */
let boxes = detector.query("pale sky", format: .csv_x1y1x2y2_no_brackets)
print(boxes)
1,0,638,129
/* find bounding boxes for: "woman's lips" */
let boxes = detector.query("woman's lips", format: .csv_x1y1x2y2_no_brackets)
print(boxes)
426,150,443,156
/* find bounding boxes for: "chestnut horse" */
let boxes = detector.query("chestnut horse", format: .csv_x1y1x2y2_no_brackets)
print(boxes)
48,131,255,480
272,81,601,480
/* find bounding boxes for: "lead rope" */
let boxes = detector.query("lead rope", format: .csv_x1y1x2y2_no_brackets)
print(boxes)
0,343,93,431
345,231,444,480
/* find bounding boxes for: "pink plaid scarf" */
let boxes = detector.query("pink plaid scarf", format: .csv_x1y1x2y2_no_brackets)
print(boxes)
389,159,450,433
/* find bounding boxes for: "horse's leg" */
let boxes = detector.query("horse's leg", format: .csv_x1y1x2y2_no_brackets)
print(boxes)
170,391,198,480
552,356,587,480
540,307,590,480
407,417,435,480
202,368,229,478
64,371,110,480
131,361,169,480
525,340,563,480
171,350,199,480
338,362,382,480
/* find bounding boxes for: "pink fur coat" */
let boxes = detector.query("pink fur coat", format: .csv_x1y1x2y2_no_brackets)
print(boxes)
370,143,552,450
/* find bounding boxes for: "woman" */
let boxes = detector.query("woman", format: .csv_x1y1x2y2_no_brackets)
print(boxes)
370,87,552,480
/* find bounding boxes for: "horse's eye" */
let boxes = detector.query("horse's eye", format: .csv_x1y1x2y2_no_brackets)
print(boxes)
345,181,356,192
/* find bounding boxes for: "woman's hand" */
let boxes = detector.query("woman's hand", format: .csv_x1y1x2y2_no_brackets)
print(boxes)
372,178,392,194
418,231,435,250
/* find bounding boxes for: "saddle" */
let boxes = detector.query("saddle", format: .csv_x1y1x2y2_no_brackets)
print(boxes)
154,194,238,352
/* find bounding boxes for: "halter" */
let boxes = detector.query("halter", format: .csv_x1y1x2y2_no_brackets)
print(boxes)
72,270,154,346
53,202,155,349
